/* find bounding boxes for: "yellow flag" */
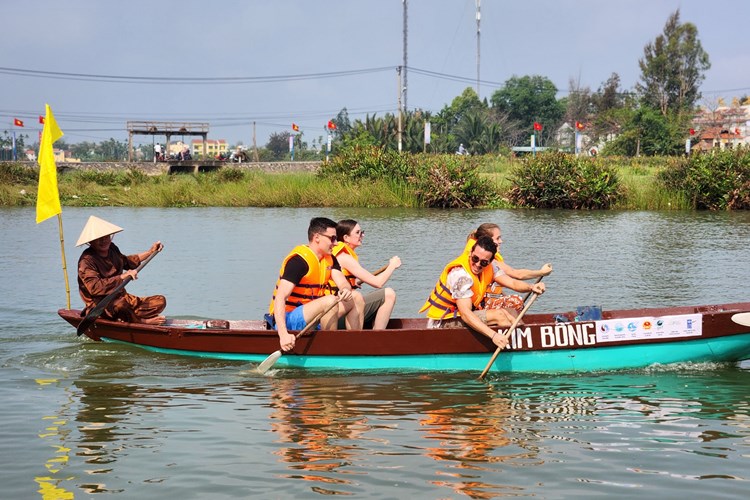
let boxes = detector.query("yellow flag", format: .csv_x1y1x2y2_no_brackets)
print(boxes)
36,104,64,223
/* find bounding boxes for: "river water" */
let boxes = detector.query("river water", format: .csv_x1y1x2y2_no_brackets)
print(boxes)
2,207,750,498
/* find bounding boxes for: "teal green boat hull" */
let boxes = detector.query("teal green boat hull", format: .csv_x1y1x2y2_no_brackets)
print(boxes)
101,332,750,373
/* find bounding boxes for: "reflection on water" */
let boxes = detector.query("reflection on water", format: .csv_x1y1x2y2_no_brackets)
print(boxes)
14,353,750,498
34,378,75,500
266,374,532,497
269,378,367,491
74,360,146,493
418,395,520,499
261,368,750,497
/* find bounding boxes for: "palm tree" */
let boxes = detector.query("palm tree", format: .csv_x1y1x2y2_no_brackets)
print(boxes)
477,122,504,154
455,112,487,154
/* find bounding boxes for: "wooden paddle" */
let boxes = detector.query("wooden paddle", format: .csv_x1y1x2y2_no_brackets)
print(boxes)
478,292,539,380
731,312,750,327
257,296,342,374
353,263,389,287
478,274,546,380
372,263,389,276
76,248,161,336
479,276,544,380
522,275,545,302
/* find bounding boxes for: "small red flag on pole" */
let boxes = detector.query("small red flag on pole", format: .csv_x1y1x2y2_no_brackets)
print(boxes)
575,121,584,131
327,120,337,130
292,123,299,132
533,122,542,131
39,115,45,124
14,118,24,127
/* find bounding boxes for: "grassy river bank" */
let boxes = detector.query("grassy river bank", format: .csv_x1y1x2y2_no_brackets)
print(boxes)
0,157,692,210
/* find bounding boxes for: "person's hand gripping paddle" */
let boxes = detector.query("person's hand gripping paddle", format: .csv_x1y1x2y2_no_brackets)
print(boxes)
257,297,342,374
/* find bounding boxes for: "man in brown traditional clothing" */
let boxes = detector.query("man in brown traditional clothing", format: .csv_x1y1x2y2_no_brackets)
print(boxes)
76,215,166,325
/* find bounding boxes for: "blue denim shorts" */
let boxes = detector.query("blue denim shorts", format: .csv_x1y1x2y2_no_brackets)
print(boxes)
266,305,319,331
285,305,307,330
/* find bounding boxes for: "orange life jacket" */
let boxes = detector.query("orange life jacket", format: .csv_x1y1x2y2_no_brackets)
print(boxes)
269,245,333,314
419,252,494,320
464,237,504,297
328,241,358,292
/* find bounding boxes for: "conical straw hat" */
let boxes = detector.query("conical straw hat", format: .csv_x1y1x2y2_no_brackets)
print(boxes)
76,215,124,246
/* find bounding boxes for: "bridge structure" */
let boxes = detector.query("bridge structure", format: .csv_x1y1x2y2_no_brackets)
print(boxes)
126,121,209,161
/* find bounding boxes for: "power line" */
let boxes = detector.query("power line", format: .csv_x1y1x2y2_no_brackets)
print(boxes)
3,64,747,97
409,66,505,87
0,66,394,84
0,104,396,126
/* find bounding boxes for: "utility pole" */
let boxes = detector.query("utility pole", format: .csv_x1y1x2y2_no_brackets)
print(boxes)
402,0,408,111
476,0,481,95
397,66,403,153
252,121,259,162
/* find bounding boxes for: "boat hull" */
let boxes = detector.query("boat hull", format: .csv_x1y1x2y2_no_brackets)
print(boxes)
59,301,750,373
100,333,750,372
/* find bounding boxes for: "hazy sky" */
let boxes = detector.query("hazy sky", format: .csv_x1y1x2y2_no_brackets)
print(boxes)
3,0,748,148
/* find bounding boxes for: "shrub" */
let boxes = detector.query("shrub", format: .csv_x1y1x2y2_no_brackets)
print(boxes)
320,145,496,208
67,167,149,187
319,144,412,181
507,151,622,209
216,167,246,182
0,162,37,184
410,154,496,208
124,167,149,185
71,169,123,186
658,149,750,210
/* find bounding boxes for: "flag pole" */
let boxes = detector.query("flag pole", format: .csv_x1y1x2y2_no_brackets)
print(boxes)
37,104,70,309
57,213,71,309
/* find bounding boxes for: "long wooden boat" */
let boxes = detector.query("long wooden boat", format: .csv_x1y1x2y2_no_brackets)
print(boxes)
59,301,750,373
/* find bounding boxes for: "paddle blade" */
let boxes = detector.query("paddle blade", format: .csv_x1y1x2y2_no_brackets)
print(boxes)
731,312,750,327
257,350,283,374
76,316,96,336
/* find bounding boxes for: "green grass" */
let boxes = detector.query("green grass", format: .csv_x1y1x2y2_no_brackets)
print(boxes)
614,164,690,210
0,158,722,210
0,166,418,208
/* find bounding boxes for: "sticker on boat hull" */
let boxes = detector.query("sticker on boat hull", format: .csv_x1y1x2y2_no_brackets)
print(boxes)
595,313,702,343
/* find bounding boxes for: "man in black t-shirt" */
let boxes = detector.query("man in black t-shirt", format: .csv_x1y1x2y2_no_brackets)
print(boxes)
270,217,364,352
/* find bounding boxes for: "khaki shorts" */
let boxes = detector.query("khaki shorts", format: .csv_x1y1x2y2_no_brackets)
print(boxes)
337,289,387,329
363,289,386,328
432,309,487,329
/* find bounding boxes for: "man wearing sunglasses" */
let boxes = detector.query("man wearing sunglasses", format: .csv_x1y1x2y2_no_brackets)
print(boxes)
269,217,364,352
420,236,514,348
464,222,548,313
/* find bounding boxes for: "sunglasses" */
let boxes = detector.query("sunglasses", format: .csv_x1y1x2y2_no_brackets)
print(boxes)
318,233,338,243
470,255,491,268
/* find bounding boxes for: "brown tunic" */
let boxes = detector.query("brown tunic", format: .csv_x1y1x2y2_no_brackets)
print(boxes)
77,243,166,323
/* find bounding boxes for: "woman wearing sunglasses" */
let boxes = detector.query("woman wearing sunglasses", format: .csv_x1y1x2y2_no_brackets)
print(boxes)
420,237,514,349
331,219,402,330
465,223,549,312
